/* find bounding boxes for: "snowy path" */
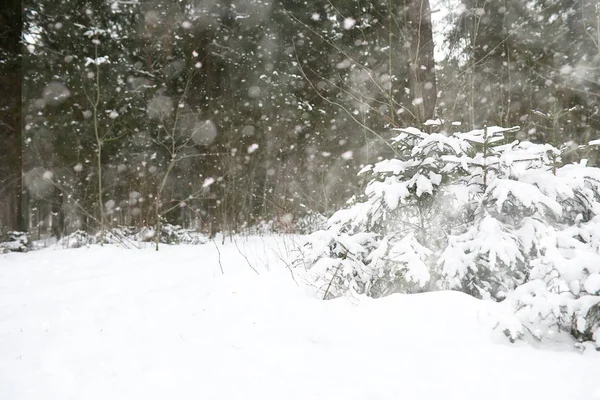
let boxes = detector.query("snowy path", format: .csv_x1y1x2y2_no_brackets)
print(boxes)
1,237,599,400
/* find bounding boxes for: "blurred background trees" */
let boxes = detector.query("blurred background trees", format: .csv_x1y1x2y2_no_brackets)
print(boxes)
1,0,599,239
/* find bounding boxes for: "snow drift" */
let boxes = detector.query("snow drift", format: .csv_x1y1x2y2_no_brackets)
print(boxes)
1,238,599,400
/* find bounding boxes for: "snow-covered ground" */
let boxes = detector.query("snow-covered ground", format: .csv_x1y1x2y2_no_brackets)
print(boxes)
1,236,599,400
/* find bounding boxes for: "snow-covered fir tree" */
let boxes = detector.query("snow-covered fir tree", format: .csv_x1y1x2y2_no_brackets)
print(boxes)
439,128,562,300
299,125,600,347
499,161,600,346
302,126,470,298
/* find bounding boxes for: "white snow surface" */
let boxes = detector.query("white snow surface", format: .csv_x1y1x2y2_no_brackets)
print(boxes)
1,236,599,400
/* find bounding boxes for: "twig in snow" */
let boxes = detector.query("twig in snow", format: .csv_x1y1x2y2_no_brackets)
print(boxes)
233,238,259,275
212,238,224,275
323,262,344,300
268,243,299,286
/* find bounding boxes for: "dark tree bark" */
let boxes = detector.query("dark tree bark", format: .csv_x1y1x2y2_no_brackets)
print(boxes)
405,0,437,122
0,0,24,232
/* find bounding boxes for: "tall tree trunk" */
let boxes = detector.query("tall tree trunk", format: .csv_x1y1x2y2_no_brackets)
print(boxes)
0,0,24,232
405,0,437,122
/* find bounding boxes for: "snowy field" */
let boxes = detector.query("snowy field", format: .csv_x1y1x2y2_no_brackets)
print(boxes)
1,236,599,400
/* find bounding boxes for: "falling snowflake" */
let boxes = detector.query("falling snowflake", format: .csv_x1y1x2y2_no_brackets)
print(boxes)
560,65,573,75
202,177,215,188
341,151,353,160
248,143,259,154
343,17,356,30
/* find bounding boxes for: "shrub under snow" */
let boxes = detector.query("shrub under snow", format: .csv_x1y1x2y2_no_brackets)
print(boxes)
298,125,600,347
0,231,30,253
56,225,208,248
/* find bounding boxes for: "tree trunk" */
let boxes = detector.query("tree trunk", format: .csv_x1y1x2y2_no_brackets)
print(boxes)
405,0,437,122
0,0,24,232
